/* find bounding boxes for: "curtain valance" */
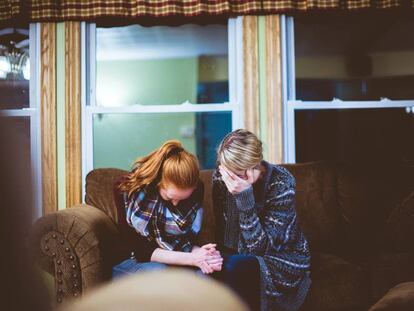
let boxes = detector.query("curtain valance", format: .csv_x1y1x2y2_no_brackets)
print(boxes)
1,0,413,22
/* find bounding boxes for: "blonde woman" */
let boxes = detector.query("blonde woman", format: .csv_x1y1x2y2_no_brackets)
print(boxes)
212,129,311,311
113,140,222,277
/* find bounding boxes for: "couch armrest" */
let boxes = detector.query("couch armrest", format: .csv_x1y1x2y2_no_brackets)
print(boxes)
29,205,120,305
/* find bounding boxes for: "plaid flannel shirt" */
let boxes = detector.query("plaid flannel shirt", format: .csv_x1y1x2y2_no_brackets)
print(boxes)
124,183,203,253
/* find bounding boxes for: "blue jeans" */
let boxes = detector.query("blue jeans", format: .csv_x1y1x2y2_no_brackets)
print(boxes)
112,259,168,279
112,258,205,279
213,254,261,311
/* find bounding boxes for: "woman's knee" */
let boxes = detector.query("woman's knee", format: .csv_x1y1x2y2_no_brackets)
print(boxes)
112,260,168,279
141,262,168,271
224,255,259,275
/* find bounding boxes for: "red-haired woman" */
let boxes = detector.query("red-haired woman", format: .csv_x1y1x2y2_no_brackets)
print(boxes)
112,140,222,277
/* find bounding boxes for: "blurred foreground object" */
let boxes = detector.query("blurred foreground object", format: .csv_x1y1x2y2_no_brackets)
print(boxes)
62,269,248,311
0,117,49,310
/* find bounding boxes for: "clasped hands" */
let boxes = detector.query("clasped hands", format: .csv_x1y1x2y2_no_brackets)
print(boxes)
192,243,223,274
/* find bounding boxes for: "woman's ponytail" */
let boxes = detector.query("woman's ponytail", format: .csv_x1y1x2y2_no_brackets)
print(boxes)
119,140,199,198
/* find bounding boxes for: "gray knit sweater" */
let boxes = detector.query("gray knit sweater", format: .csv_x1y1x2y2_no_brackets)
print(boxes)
212,161,311,311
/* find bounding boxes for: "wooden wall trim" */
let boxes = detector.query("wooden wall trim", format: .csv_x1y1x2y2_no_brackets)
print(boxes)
40,23,57,215
65,22,82,208
265,15,283,164
242,16,260,136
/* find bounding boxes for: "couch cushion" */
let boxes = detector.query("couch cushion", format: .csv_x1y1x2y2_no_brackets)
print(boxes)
85,168,128,225
367,252,414,304
386,190,414,252
369,282,414,311
300,253,370,311
337,164,414,253
283,162,343,253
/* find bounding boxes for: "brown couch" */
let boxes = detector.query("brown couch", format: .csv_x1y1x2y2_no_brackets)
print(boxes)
30,162,414,310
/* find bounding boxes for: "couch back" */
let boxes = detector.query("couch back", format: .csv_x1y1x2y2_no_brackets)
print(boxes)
85,162,414,254
283,162,342,253
285,162,414,255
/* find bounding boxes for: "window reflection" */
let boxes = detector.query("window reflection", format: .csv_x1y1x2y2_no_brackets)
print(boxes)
295,13,414,101
295,108,414,165
0,26,30,109
96,24,228,107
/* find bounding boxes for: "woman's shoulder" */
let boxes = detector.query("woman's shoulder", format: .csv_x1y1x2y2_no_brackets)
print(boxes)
264,162,296,190
118,180,156,205
211,167,224,185
211,167,220,180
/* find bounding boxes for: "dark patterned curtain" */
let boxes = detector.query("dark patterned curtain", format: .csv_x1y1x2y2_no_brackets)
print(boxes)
0,0,20,22
1,0,414,22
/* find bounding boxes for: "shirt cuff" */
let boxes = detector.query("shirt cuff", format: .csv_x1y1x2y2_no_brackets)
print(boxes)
233,186,255,212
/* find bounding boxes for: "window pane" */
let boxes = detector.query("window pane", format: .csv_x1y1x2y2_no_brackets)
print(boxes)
295,108,414,165
96,24,228,107
295,14,414,101
0,26,30,109
93,112,231,169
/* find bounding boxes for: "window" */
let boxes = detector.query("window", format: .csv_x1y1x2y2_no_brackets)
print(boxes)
282,13,414,164
0,24,41,218
295,108,414,163
83,20,241,180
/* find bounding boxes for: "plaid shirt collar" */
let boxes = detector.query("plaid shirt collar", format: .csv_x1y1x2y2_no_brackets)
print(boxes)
125,183,203,252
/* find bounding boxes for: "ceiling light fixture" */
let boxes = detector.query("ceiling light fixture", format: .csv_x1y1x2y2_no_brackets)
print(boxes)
0,27,30,80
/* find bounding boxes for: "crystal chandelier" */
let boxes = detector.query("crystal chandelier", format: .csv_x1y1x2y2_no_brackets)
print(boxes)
0,28,29,80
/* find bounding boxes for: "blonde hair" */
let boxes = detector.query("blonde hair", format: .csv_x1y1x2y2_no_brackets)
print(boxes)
217,129,263,171
119,140,199,198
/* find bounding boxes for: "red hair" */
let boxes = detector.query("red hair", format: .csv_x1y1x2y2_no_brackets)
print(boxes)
118,140,199,198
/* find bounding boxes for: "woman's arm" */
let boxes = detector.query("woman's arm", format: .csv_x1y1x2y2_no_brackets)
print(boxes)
234,187,269,254
150,245,223,274
150,248,194,265
212,169,227,249
220,165,298,255
225,167,310,294
236,186,298,253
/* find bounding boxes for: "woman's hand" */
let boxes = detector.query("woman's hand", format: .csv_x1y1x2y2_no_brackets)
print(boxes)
200,243,221,256
191,245,223,274
202,244,223,273
219,165,254,194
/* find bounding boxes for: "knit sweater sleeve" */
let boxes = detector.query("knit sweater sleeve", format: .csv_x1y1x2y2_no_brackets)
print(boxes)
235,166,300,255
233,186,268,254
212,169,226,249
